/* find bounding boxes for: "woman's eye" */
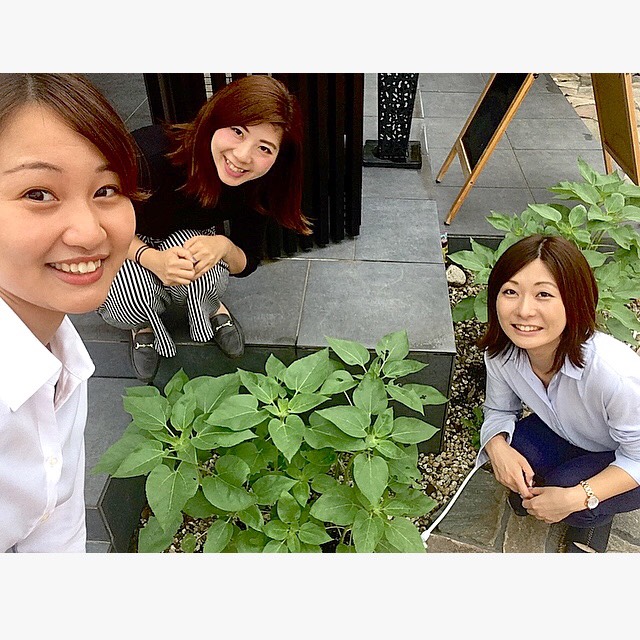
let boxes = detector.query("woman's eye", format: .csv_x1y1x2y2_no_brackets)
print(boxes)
95,185,120,198
230,126,243,137
23,188,56,202
501,288,516,296
259,145,273,155
538,291,553,298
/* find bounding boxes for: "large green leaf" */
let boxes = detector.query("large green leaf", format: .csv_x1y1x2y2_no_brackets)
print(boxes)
202,520,234,552
237,504,264,531
169,392,197,432
183,489,218,519
251,474,298,505
122,395,170,432
353,453,388,505
386,383,424,414
382,494,438,518
298,522,332,545
319,370,358,395
351,510,384,553
326,336,371,367
191,424,256,450
183,373,240,414
137,513,182,553
215,454,251,487
372,408,394,438
263,519,290,540
233,529,269,553
284,348,334,393
145,462,198,531
376,330,409,362
201,476,254,512
382,359,427,379
391,417,439,445
288,392,330,414
353,374,388,415
374,439,405,459
451,295,477,322
448,250,488,272
265,354,287,382
527,203,562,223
238,369,282,405
112,440,166,478
163,368,189,398
206,394,269,431
309,485,360,525
316,405,370,437
402,383,448,406
91,432,149,475
383,517,426,553
268,415,305,462
277,493,301,524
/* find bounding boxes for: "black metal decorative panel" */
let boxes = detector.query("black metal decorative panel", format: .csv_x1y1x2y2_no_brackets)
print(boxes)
376,73,419,160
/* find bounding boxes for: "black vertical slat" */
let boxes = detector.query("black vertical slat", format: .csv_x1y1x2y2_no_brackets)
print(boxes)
313,74,330,247
344,73,364,237
329,74,346,242
142,73,207,124
209,74,228,93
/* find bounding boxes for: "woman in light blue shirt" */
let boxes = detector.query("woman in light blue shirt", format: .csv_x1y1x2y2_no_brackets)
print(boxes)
478,234,640,552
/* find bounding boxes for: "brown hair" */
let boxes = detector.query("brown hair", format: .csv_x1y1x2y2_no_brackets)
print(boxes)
0,73,141,200
167,74,311,235
477,234,599,373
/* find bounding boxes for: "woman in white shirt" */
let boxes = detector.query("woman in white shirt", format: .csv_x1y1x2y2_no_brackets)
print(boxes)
0,74,138,552
477,234,640,552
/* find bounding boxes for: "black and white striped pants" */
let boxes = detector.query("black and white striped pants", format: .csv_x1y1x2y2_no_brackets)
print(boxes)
97,228,229,358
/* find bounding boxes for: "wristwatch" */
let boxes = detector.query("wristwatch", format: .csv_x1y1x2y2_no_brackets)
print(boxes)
579,480,600,510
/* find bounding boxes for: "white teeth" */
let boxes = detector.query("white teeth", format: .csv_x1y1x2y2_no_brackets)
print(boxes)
225,157,247,173
52,259,102,274
515,325,541,332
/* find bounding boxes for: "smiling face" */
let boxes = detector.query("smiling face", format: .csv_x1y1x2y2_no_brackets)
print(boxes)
0,104,135,340
210,122,282,186
496,258,567,366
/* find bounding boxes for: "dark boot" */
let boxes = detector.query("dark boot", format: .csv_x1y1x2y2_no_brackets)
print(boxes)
562,520,613,553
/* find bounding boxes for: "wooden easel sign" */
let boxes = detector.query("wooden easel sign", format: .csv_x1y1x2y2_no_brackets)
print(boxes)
591,73,640,185
436,73,536,225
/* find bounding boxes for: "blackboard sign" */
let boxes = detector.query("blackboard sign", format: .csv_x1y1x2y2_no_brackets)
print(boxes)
592,73,640,185
436,73,536,224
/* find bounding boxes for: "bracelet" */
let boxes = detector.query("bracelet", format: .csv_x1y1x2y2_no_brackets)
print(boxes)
134,245,151,265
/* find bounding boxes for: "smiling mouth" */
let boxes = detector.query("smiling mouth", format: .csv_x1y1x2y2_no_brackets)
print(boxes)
513,324,542,332
50,259,103,274
225,157,248,173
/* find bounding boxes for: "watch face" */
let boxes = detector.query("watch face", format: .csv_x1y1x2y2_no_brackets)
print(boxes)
587,496,599,509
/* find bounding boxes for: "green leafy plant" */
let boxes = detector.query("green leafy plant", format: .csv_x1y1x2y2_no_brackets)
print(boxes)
449,159,640,345
93,330,447,553
460,406,483,451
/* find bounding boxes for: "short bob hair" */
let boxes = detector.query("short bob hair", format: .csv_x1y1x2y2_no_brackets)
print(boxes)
477,234,599,373
167,74,311,235
0,73,141,200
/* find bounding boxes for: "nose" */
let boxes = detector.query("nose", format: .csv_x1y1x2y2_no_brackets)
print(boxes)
516,294,536,318
61,200,107,250
233,140,252,165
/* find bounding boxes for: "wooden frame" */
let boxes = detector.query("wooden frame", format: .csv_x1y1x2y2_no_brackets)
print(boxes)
436,73,536,225
591,73,640,185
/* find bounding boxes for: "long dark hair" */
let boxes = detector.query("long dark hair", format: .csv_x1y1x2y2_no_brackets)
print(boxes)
0,73,141,200
477,234,599,373
167,74,310,235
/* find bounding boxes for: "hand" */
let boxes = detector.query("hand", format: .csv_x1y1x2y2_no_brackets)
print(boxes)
485,435,535,498
183,235,233,279
522,486,583,524
144,246,196,286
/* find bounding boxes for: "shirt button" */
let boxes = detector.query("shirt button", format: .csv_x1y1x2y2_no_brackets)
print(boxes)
48,457,58,466
41,513,50,522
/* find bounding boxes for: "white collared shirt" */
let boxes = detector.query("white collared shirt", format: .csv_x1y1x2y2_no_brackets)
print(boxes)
0,298,94,552
478,332,640,483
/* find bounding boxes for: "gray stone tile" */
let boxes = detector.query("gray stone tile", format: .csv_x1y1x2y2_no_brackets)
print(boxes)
435,186,535,236
421,91,481,119
527,73,563,95
355,198,443,264
84,73,150,123
362,166,435,200
503,511,549,552
430,147,528,188
85,377,146,506
86,540,112,553
124,107,153,132
515,149,606,189
70,311,126,342
295,238,356,260
424,117,511,151
224,258,308,346
514,92,581,119
298,260,455,353
419,73,487,93
505,118,600,150
86,506,110,542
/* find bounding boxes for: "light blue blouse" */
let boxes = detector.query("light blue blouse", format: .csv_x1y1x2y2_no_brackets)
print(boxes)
478,332,640,483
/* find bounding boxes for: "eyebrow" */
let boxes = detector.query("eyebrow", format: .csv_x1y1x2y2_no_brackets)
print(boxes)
505,279,559,288
3,161,113,175
239,125,279,150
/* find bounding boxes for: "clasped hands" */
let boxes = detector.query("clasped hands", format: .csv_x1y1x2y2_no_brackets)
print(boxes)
485,435,579,524
147,236,232,286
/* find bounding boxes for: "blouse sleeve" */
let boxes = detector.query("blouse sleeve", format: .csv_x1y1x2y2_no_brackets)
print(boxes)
228,207,267,278
477,351,524,466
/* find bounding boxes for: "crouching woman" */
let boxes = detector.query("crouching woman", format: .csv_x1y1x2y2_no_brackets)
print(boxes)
477,234,640,552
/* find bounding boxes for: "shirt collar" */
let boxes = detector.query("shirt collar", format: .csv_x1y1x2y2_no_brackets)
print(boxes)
509,344,586,381
0,298,94,412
